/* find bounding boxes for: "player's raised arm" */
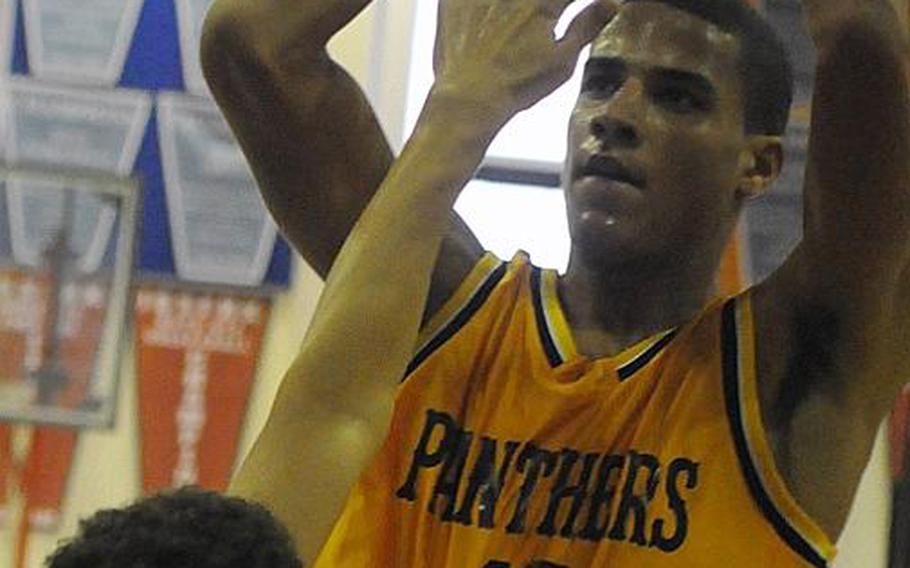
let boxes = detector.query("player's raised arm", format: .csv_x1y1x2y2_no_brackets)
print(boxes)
759,0,910,414
752,0,910,538
200,0,483,319
227,0,617,562
800,0,910,287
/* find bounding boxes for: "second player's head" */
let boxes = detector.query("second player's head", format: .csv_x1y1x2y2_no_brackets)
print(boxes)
45,487,301,568
563,0,793,274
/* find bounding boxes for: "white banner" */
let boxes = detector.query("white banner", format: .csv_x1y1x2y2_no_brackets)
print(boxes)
22,0,144,86
157,92,277,287
5,176,118,273
4,79,151,175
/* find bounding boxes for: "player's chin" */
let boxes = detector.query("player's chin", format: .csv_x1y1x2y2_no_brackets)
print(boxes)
569,211,647,263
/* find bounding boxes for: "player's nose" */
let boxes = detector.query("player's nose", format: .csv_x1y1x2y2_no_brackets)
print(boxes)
589,81,643,149
590,115,640,149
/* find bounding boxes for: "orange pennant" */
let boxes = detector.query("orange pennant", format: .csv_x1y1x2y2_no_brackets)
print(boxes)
136,287,269,493
19,277,109,531
19,427,78,531
0,267,46,532
0,268,48,407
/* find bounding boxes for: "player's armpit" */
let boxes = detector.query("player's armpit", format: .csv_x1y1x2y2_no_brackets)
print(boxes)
750,250,895,540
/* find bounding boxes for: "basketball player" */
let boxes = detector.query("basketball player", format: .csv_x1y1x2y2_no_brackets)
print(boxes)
202,0,909,565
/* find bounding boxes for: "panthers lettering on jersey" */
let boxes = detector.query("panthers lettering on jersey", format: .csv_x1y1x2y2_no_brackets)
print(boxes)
314,252,837,567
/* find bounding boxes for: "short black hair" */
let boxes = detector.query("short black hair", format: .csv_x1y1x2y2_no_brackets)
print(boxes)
625,0,794,135
45,487,302,568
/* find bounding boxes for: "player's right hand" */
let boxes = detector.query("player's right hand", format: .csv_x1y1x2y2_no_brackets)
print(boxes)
431,0,619,123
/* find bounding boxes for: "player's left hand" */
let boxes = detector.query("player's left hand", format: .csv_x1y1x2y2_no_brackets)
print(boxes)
431,0,619,123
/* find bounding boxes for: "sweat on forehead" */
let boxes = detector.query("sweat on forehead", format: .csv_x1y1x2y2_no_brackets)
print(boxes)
592,1,741,68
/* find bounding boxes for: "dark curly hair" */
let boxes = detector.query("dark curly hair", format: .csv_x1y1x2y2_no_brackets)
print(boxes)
45,487,302,568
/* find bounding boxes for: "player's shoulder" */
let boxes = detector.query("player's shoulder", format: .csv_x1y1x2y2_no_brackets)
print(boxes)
421,250,532,331
658,287,759,366
418,250,544,341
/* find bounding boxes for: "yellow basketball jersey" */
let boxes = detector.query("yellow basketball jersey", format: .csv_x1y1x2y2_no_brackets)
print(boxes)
314,252,837,567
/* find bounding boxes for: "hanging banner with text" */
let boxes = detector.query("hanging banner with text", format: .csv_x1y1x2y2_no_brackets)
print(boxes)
4,78,152,174
136,286,269,493
156,92,278,287
21,0,144,86
0,168,138,537
0,168,138,427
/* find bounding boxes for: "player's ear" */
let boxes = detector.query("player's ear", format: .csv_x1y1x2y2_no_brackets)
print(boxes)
735,135,783,200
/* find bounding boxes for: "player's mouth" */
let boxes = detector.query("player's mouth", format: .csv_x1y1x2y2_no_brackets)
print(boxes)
576,155,646,189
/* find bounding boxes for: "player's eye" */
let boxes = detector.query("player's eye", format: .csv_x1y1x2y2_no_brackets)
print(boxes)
581,73,623,99
653,85,710,113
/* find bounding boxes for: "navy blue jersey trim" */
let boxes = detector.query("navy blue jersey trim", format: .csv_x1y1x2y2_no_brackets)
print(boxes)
531,266,564,368
617,329,679,382
721,299,828,567
403,262,508,380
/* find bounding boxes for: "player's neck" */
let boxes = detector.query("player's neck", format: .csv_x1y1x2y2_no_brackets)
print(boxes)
559,251,716,358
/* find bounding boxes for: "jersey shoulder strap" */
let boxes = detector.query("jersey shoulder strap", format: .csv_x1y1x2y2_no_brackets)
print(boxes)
408,251,532,376
722,292,837,565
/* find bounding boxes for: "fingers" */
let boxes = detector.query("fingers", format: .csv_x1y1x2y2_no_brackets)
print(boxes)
558,0,619,53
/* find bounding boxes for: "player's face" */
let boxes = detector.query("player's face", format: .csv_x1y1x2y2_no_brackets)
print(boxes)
564,2,748,267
